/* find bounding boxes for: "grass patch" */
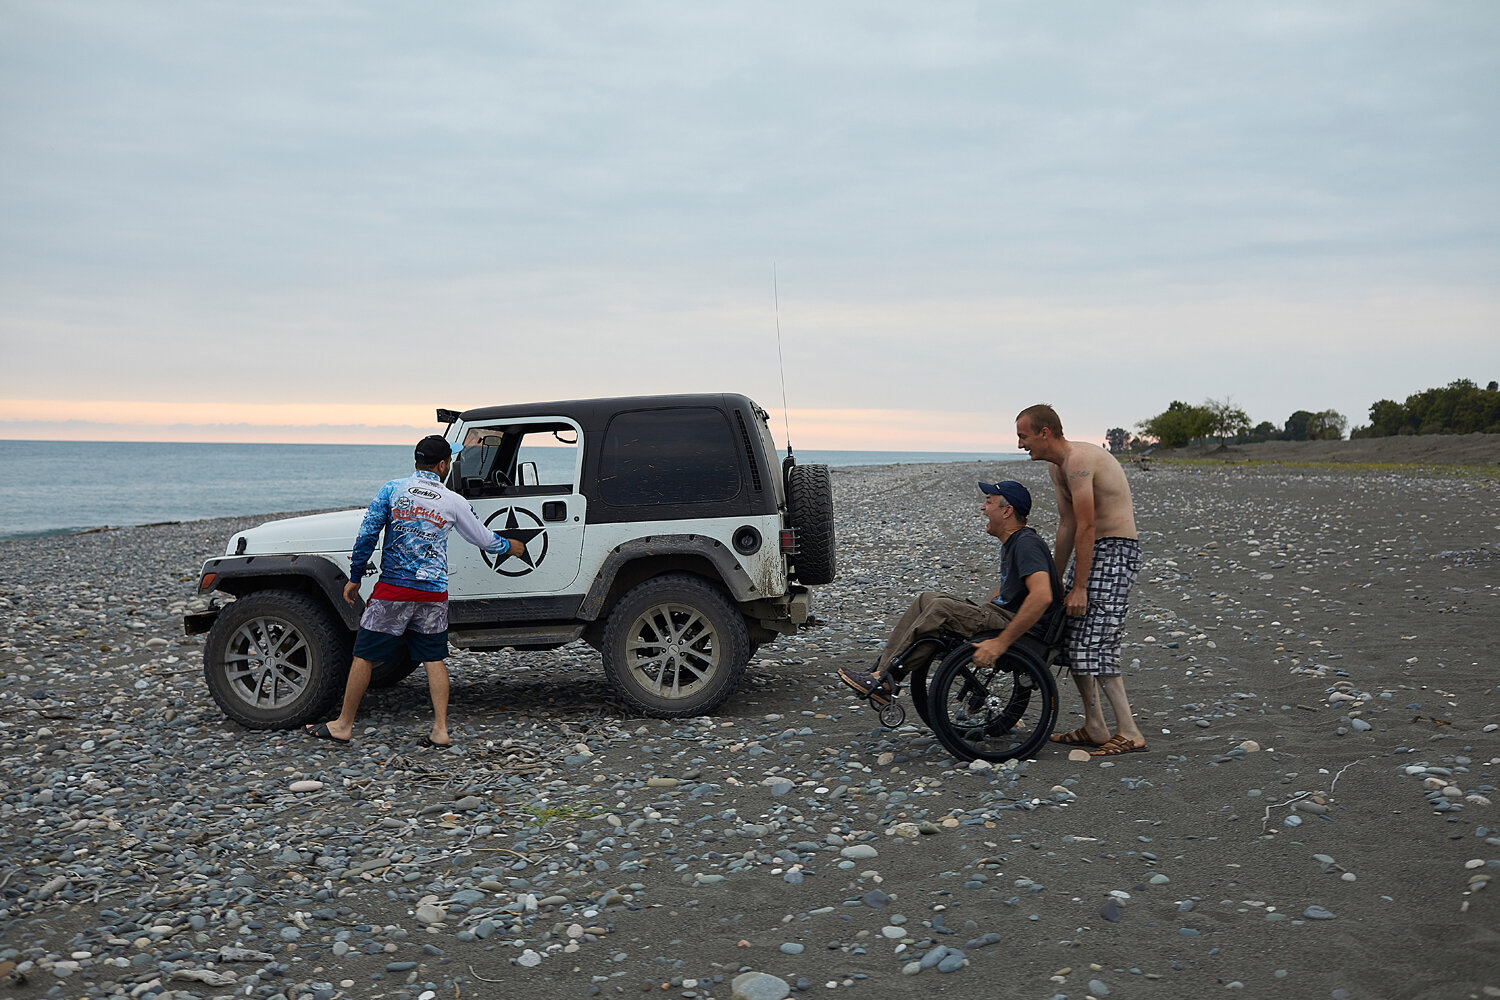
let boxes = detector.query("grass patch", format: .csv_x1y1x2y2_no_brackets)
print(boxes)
520,802,602,827
1150,457,1500,480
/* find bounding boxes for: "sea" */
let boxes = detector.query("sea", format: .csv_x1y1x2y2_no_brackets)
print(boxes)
0,440,1027,541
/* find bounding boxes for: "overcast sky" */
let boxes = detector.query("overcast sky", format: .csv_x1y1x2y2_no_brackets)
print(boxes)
2,1,1496,449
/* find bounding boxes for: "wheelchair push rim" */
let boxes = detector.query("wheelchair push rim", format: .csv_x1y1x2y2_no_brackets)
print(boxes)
927,644,1059,763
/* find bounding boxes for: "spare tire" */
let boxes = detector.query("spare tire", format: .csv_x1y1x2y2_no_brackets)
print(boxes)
787,463,836,585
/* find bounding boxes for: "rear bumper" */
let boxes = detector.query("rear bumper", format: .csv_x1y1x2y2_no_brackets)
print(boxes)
740,586,811,634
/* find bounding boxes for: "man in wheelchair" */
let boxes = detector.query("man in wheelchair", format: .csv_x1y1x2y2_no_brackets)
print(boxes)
837,480,1062,707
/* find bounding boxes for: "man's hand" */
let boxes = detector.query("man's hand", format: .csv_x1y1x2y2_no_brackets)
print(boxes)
1065,586,1088,617
509,538,525,558
971,636,1010,669
343,581,360,606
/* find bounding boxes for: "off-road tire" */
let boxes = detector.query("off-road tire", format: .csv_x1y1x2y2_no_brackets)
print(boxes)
204,590,350,729
368,641,420,688
787,463,836,585
602,574,749,718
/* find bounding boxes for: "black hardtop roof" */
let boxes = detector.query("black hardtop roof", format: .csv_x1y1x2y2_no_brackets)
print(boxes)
459,393,764,426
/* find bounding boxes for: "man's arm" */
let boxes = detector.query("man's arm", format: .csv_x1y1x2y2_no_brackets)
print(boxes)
345,486,391,605
971,571,1052,668
1051,464,1076,577
1064,461,1097,617
449,499,524,560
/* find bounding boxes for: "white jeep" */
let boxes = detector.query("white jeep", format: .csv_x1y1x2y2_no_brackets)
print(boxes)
186,393,835,724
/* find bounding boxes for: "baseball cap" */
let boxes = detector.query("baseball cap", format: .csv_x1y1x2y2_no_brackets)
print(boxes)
978,479,1032,517
414,434,453,464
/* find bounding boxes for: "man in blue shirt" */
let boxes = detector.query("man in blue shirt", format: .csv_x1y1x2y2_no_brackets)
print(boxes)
307,435,523,748
837,480,1060,706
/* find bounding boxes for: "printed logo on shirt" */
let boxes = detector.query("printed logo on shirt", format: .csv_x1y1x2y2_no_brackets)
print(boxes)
407,487,442,501
392,495,448,530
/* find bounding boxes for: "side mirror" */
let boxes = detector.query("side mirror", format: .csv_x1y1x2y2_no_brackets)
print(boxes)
518,462,539,487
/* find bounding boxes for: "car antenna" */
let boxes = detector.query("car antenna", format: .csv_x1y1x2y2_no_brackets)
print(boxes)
774,262,794,467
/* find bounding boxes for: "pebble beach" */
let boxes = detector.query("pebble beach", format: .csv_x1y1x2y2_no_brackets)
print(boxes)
1,460,1498,1000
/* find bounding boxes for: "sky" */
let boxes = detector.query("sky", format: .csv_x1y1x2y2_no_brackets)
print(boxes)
2,1,1496,450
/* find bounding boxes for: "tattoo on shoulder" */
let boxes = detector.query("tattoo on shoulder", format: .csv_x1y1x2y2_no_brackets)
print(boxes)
1068,469,1092,481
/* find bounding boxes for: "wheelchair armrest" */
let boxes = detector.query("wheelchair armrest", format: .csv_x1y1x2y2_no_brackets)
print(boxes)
889,632,971,676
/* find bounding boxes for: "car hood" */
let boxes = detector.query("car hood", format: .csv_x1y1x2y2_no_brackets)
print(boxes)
229,509,366,557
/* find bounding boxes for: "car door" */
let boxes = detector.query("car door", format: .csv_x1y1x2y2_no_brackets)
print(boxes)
445,418,587,600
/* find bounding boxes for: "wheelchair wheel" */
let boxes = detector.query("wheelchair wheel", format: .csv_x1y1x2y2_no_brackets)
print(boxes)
909,659,934,730
927,643,1059,763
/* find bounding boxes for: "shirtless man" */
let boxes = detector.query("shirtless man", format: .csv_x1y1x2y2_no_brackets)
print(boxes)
1016,404,1147,756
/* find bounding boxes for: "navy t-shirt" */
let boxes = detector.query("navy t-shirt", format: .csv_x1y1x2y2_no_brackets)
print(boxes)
993,526,1058,615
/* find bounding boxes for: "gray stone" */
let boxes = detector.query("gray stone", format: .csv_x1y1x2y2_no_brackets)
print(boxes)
731,971,791,1000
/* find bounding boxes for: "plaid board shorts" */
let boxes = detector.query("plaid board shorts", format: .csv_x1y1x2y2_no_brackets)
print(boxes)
1062,537,1143,677
353,598,449,664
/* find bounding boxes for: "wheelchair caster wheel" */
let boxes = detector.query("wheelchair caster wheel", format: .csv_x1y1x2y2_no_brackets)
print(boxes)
878,701,906,729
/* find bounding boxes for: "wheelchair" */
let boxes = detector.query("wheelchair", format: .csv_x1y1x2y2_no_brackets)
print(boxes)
862,609,1067,764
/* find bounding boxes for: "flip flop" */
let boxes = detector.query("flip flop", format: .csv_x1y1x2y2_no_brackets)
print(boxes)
1089,735,1148,757
307,722,350,744
837,667,893,707
423,737,452,749
1048,727,1104,747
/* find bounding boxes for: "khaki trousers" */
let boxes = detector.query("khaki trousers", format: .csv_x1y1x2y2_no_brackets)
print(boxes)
875,592,1014,674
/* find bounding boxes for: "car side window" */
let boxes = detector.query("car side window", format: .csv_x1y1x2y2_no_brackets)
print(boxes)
599,408,741,506
455,423,579,498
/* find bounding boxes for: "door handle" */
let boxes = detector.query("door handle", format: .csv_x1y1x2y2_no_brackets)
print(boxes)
542,501,567,522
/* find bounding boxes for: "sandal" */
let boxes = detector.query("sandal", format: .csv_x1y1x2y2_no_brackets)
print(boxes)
1048,727,1104,747
1089,734,1148,756
837,667,893,707
306,722,350,745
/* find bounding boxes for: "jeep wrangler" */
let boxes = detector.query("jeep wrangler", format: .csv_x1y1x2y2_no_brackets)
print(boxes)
185,393,836,724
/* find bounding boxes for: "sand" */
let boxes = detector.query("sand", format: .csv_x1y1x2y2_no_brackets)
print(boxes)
0,459,1497,999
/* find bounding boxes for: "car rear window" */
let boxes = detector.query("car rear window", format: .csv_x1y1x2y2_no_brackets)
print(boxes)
599,408,742,505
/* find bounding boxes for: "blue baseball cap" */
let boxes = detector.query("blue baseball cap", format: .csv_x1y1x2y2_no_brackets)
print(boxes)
978,480,1032,517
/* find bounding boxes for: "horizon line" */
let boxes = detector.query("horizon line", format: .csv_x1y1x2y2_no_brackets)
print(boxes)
0,435,1032,455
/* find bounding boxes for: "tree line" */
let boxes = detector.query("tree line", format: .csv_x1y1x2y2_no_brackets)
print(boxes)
1111,378,1499,451
1353,379,1500,437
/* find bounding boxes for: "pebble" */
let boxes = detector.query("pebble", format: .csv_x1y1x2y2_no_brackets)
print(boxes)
731,971,791,1000
0,465,1488,999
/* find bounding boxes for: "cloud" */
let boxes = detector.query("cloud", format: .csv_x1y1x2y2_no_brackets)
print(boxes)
1,1,1496,448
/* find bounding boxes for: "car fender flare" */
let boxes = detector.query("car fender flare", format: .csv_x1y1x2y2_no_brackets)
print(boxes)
199,554,362,630
579,535,760,621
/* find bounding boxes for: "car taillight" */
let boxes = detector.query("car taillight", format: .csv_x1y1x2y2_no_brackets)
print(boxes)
779,529,796,553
